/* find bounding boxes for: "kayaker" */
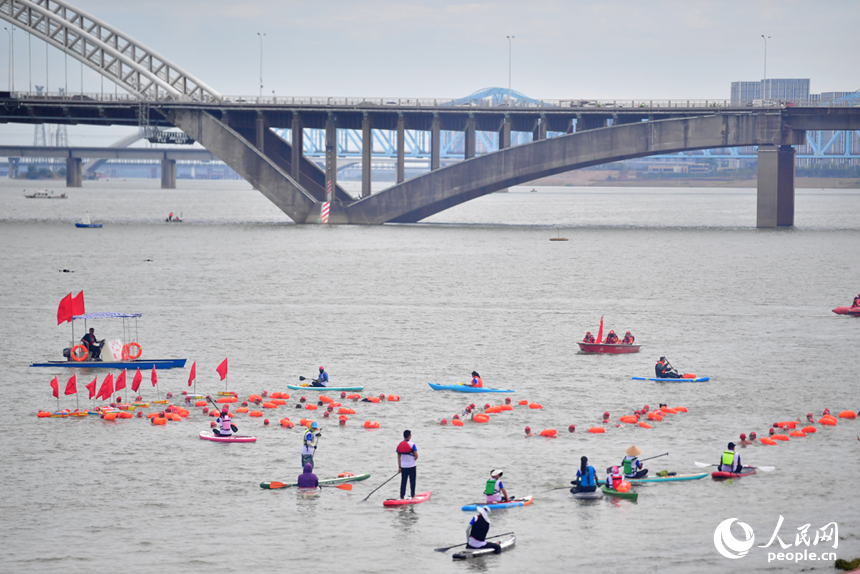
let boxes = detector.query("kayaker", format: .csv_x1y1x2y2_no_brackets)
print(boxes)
655,357,681,379
301,422,320,469
605,466,624,490
80,328,103,360
466,506,502,554
605,330,619,344
396,430,418,499
297,462,319,488
718,442,743,473
622,331,635,344
485,469,509,503
621,446,648,479
312,366,328,387
213,407,234,437
582,331,595,343
572,456,598,493
466,371,483,388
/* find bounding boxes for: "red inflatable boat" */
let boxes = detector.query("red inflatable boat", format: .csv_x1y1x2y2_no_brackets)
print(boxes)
577,342,641,354
832,306,860,316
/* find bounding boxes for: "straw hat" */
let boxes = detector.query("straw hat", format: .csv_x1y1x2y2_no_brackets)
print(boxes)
626,445,642,457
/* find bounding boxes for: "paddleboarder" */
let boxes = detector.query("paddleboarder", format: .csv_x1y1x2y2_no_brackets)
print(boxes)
605,466,624,490
621,446,648,479
396,429,418,499
312,366,329,387
485,470,509,503
572,456,599,493
718,442,743,473
301,422,320,469
655,357,681,379
465,371,483,388
297,462,319,488
213,407,233,437
466,507,502,554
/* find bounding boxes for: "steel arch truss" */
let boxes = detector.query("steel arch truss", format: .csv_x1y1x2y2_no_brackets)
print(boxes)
0,0,221,101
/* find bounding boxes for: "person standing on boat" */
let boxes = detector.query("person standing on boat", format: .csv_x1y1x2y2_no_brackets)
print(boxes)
485,470,509,503
604,330,619,344
655,357,681,378
718,442,743,473
301,422,320,469
622,331,635,344
213,407,234,437
312,366,329,387
572,456,599,493
397,430,418,499
297,462,319,488
466,506,502,554
582,331,595,343
80,328,103,360
621,446,648,479
466,371,483,388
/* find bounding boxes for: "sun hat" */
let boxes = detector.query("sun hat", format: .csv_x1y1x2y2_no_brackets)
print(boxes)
626,445,643,457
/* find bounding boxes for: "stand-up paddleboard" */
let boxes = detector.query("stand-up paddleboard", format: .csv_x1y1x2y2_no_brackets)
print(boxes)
461,496,533,511
596,472,708,484
711,468,756,479
571,488,604,499
452,534,516,560
428,383,514,393
383,491,431,507
287,384,365,392
297,487,321,497
198,431,256,443
631,376,710,383
260,473,370,489
600,485,638,501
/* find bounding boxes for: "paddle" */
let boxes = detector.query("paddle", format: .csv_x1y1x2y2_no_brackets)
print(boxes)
434,532,515,553
362,472,399,502
206,396,239,433
606,452,669,473
694,461,775,472
539,486,572,494
267,481,352,490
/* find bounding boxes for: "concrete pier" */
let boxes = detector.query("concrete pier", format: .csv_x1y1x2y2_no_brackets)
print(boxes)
498,116,511,149
756,145,796,228
291,113,303,181
65,157,82,187
362,113,372,197
396,113,405,184
160,158,176,189
533,116,546,141
464,115,476,159
325,113,336,202
430,114,441,171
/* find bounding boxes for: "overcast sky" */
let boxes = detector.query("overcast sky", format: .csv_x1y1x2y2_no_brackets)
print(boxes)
1,0,858,145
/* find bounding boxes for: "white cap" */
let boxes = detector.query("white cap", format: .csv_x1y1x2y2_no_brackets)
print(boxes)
478,506,491,522
490,469,503,477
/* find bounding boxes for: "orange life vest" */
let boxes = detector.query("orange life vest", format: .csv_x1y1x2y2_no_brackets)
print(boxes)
472,376,483,388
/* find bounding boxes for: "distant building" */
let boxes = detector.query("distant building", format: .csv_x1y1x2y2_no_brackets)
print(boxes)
730,78,810,104
731,81,761,104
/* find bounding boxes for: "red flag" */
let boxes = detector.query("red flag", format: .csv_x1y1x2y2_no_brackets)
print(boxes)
597,315,604,344
50,376,59,398
64,374,77,396
151,365,158,387
216,358,228,381
131,368,142,392
115,369,127,392
57,293,73,325
86,376,97,399
71,291,85,316
188,361,196,387
96,373,114,401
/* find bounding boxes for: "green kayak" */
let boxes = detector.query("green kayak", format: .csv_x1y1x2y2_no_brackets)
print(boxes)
600,485,638,502
260,473,370,490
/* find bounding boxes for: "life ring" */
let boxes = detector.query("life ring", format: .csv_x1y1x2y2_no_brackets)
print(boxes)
71,344,89,362
122,342,142,361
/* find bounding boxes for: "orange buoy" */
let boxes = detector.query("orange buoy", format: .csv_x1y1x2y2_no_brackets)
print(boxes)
616,481,631,493
387,395,400,402
518,399,528,406
500,405,513,411
194,400,207,407
236,407,249,413
319,395,333,403
37,411,50,418
473,414,490,423
152,417,166,425
367,397,381,403
305,404,318,410
262,402,277,409
760,437,777,445
777,421,797,429
638,422,652,429
347,394,360,400
248,394,263,402
674,406,688,412
539,429,557,437
772,434,790,441
279,418,294,428
838,410,857,419
452,419,464,426
102,412,117,421
647,412,663,421
619,416,637,424
819,417,837,426
249,410,263,417
147,412,158,419
364,421,380,429
338,472,354,478
802,426,817,433
271,398,286,406
485,406,502,414
338,407,356,415
789,430,806,437
529,403,543,410
587,427,605,434
299,418,310,426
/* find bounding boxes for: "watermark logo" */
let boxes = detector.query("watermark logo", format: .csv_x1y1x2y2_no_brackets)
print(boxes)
713,518,755,559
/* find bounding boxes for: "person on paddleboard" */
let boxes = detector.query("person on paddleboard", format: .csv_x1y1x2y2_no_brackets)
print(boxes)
621,446,648,479
301,422,320,469
312,366,328,387
622,331,635,344
582,331,596,343
466,506,502,554
297,462,319,488
605,466,624,490
604,330,619,344
397,430,418,499
485,470,509,503
571,456,599,493
655,357,681,379
718,442,743,473
213,407,234,437
465,371,483,388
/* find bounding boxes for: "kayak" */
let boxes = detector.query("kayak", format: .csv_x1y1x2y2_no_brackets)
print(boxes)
712,468,756,479
428,383,514,393
570,488,604,500
452,534,516,560
461,496,533,511
631,376,710,383
832,306,860,316
297,487,321,497
577,342,641,354
600,485,638,502
383,491,431,507
260,473,370,489
286,384,365,392
597,472,708,485
198,431,256,443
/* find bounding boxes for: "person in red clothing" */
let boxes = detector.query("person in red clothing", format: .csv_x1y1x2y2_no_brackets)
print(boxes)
582,331,595,343
621,331,635,344
604,330,619,344
466,371,483,388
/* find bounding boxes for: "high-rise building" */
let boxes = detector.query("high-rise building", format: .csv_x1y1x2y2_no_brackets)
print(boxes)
730,78,810,103
730,81,761,104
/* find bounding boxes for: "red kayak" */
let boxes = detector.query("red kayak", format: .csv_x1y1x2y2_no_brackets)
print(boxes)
383,491,431,507
711,468,756,479
832,306,860,316
577,342,641,354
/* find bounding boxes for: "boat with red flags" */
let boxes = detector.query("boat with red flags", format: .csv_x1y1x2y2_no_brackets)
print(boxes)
577,316,641,354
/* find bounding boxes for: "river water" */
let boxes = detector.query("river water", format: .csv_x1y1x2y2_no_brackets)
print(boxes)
1,178,858,573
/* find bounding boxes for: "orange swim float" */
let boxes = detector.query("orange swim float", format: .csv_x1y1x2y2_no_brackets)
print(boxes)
587,427,605,434
529,403,543,410
638,422,652,429
473,414,490,423
838,410,857,419
387,395,400,402
760,437,777,445
802,426,817,433
364,421,380,429
539,429,557,437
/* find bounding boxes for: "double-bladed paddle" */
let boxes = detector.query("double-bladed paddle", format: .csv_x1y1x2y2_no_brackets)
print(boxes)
434,532,514,553
266,481,352,490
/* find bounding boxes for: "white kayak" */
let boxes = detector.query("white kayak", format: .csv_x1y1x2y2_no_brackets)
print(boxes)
452,534,516,560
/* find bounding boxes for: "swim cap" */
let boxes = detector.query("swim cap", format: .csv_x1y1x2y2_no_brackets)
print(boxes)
769,428,775,435
221,407,228,414
524,426,531,433
750,432,757,438
603,412,610,417
740,433,746,440
319,366,324,371
626,331,631,335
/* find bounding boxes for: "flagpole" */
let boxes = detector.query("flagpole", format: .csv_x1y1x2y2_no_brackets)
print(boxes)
75,387,79,411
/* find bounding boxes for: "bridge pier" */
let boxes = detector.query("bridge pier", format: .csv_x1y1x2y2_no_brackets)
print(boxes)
430,114,441,171
576,114,605,132
498,116,511,149
465,115,476,159
291,113,303,181
362,113,372,197
8,157,18,179
325,113,337,202
756,145,796,228
533,116,546,141
161,158,176,189
255,113,267,153
396,113,405,184
65,157,82,187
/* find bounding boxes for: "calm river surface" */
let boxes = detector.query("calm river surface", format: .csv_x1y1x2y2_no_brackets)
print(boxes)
1,178,858,573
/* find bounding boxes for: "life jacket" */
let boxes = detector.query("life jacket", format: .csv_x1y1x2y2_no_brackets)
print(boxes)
622,335,634,344
606,334,618,343
622,456,638,475
396,440,414,454
218,415,232,435
485,478,501,495
302,429,315,449
580,466,596,488
470,515,490,542
607,471,623,489
584,334,595,343
721,450,736,468
472,377,483,388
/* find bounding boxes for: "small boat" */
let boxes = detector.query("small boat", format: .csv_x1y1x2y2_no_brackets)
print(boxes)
166,213,183,223
549,227,568,241
452,534,516,560
198,431,257,443
711,468,756,480
383,490,431,507
75,212,102,228
31,359,185,369
631,376,710,383
571,488,604,500
600,485,638,501
578,342,640,354
260,473,370,490
24,190,67,199
832,306,860,316
286,384,365,392
461,496,533,511
428,383,514,394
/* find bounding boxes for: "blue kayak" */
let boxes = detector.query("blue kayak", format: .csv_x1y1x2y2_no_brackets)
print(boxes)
428,383,514,393
462,496,533,511
631,376,710,383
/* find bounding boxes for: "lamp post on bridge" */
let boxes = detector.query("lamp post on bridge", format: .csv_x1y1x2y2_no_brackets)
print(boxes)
761,34,771,100
506,35,514,106
257,32,265,100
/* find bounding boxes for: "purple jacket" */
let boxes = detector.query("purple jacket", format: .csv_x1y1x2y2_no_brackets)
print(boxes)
297,463,318,488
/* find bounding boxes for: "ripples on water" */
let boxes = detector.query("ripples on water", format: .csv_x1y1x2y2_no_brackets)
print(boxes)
1,179,858,573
